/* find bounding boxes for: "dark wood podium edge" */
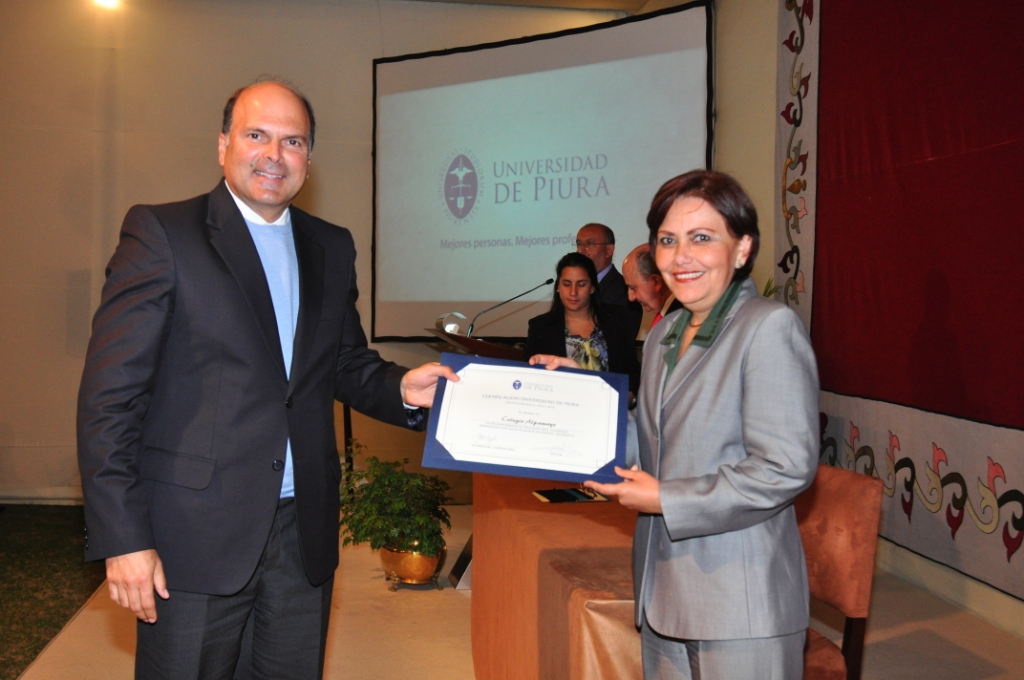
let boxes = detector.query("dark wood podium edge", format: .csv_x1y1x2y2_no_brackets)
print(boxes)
426,328,525,362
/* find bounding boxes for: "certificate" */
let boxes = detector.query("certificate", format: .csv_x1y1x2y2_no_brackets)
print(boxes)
422,352,628,484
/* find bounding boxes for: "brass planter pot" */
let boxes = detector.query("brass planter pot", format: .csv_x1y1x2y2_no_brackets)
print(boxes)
379,542,447,591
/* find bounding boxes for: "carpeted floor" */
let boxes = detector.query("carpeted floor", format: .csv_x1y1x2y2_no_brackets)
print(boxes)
15,506,474,680
8,504,1024,679
0,505,106,680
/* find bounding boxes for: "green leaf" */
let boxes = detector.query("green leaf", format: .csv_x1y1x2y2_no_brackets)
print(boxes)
338,442,452,556
761,276,783,298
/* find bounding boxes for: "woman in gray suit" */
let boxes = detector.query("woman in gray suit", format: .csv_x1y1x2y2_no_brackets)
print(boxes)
578,170,820,678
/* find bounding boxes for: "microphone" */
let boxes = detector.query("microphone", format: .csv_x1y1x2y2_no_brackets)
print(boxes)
466,278,554,338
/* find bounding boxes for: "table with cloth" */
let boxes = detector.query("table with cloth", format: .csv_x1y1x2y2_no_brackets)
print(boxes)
471,473,643,680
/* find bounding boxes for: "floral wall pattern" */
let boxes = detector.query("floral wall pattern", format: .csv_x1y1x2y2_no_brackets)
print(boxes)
820,392,1024,601
774,0,818,329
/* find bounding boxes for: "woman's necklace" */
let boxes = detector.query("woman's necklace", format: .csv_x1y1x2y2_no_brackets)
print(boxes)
688,319,704,328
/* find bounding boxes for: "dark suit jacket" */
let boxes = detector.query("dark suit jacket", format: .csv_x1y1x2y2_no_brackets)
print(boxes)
597,265,643,340
77,181,417,594
523,306,641,394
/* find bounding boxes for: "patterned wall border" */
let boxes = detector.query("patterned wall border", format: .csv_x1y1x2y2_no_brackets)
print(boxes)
774,0,819,329
820,391,1024,602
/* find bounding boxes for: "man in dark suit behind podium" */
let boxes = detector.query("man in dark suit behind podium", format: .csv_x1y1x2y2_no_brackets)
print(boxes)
576,222,643,340
77,80,455,679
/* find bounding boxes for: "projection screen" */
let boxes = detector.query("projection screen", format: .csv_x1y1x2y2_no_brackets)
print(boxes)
372,2,712,341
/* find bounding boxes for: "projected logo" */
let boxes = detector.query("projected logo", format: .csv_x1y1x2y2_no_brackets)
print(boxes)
441,152,481,221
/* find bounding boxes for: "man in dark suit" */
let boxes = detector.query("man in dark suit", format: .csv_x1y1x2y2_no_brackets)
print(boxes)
575,222,643,339
77,81,455,679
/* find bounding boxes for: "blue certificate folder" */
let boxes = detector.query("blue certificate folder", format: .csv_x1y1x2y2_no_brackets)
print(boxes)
422,352,628,484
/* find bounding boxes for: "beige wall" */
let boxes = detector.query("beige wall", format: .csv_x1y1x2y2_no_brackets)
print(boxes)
709,0,778,289
0,0,780,503
0,0,624,503
640,0,778,288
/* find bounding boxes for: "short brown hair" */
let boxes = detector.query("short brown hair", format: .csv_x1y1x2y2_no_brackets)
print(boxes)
646,170,759,280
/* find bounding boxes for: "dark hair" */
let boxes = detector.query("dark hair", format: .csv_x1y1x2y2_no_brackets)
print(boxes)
222,80,316,152
579,222,615,245
549,252,603,323
646,170,759,280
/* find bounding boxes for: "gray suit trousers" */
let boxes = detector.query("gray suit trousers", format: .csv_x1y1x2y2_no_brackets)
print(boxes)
641,619,805,680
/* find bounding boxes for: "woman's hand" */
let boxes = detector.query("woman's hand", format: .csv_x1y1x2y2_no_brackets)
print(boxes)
585,465,662,514
528,354,582,370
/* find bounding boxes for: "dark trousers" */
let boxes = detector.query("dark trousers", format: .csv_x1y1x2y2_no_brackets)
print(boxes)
136,499,333,680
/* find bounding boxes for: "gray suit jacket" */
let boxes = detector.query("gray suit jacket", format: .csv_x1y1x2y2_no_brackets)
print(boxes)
633,278,819,640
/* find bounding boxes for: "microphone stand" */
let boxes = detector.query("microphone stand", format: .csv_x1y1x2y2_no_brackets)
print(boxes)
466,278,554,338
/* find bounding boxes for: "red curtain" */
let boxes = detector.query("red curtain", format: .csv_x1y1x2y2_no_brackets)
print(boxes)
812,2,1024,429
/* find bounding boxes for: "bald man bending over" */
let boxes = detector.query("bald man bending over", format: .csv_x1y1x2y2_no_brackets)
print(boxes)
622,244,681,335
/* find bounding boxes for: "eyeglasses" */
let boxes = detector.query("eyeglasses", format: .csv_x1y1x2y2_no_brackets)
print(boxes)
575,240,611,249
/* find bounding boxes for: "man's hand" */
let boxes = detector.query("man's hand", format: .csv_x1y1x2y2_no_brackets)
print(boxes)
106,549,169,623
400,362,459,408
528,354,582,370
584,465,662,514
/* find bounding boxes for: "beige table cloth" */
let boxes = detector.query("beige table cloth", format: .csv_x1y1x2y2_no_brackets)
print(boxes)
471,474,641,680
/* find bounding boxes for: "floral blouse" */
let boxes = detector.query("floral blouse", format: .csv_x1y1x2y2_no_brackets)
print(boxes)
564,325,609,372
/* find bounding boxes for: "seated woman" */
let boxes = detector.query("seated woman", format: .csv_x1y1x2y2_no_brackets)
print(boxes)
524,252,640,395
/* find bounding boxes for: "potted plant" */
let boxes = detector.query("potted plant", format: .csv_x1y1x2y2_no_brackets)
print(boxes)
339,441,452,590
